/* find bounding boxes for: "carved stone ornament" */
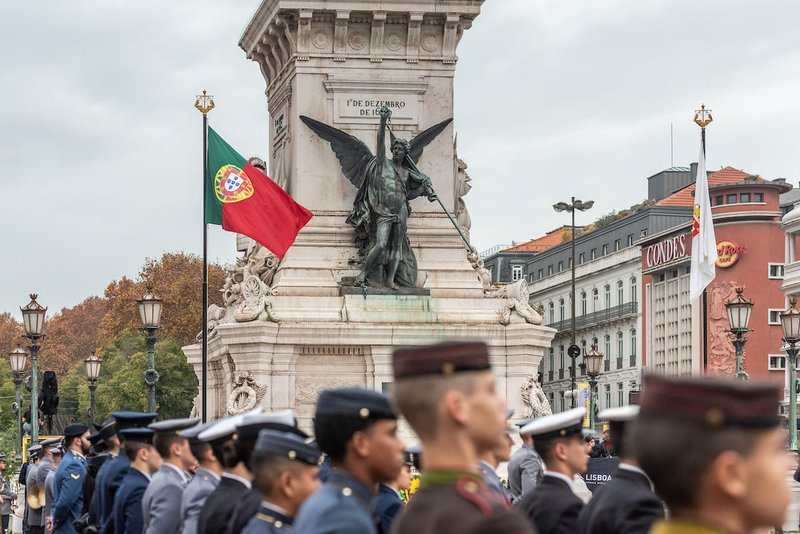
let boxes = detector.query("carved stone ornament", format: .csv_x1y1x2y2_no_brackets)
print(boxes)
312,31,330,49
521,375,552,419
707,281,740,376
384,32,404,51
421,32,439,53
492,280,543,325
467,250,492,291
348,31,368,50
234,275,270,322
226,371,268,415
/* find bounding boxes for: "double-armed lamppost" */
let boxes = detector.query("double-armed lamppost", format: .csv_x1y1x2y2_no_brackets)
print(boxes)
725,287,753,381
20,294,47,443
85,353,102,426
553,197,594,408
8,347,28,455
138,286,162,413
780,298,800,452
583,344,604,430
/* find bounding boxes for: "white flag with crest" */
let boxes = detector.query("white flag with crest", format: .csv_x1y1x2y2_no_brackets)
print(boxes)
689,144,717,301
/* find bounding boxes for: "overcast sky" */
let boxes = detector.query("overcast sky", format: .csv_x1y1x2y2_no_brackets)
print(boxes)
2,0,800,317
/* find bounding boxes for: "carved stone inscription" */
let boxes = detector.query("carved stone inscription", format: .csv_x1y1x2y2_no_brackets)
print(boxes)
335,94,418,124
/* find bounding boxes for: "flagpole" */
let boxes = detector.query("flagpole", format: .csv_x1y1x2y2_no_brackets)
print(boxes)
694,104,713,374
195,90,215,423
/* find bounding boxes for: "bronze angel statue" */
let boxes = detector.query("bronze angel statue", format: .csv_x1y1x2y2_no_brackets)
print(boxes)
300,106,452,289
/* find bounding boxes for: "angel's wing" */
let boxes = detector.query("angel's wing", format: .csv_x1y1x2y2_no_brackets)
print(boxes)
300,115,374,189
408,118,453,163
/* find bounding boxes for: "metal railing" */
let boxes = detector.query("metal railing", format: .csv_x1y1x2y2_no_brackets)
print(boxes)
547,301,639,333
480,244,512,258
616,357,623,370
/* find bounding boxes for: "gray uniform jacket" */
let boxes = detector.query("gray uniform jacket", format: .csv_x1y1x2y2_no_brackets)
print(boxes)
45,469,56,521
0,472,17,516
26,462,43,526
37,458,56,504
142,463,187,534
180,467,219,534
507,444,543,502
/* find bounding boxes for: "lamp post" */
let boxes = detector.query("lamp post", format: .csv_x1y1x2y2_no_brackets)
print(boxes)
724,287,753,381
8,347,28,455
553,197,594,408
138,285,162,413
85,353,102,426
583,344,604,430
20,294,47,443
780,298,800,451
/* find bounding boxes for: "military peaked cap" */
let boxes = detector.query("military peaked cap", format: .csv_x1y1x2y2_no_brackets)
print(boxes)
393,341,492,378
315,387,397,420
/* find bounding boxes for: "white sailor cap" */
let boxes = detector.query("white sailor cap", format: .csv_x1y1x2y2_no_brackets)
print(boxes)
197,407,264,442
598,405,639,423
519,407,586,440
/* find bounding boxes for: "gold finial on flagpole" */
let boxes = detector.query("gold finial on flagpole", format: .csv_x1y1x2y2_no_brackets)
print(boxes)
195,90,215,116
693,104,713,130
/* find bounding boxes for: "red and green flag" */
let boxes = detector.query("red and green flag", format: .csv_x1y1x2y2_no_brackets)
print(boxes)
205,126,312,259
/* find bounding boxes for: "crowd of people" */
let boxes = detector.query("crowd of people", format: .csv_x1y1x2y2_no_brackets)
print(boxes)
4,340,795,534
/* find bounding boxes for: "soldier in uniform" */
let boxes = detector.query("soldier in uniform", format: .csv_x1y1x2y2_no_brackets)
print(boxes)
50,423,91,534
0,454,18,534
43,444,64,529
577,405,664,534
389,341,535,534
292,387,404,533
374,450,414,534
110,428,161,534
633,375,792,534
85,419,116,524
93,411,157,534
241,429,322,533
516,407,589,534
477,410,515,505
26,444,43,534
142,418,199,534
179,421,220,534
507,419,544,502
36,437,61,527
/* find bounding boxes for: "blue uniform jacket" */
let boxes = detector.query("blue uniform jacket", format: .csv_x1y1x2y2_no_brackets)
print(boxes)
241,503,293,534
293,470,376,534
51,450,88,534
373,484,402,534
110,468,150,534
95,453,131,534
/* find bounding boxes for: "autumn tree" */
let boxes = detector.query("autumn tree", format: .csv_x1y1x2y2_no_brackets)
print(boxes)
37,296,109,377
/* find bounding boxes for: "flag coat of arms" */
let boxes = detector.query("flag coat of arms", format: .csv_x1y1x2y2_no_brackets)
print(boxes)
205,127,312,259
689,145,717,301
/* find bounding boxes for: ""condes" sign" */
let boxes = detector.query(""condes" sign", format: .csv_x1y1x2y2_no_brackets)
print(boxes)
645,234,688,269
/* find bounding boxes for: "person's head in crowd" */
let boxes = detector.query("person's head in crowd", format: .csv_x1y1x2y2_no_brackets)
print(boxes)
521,408,590,478
63,423,91,456
149,418,199,473
121,428,161,476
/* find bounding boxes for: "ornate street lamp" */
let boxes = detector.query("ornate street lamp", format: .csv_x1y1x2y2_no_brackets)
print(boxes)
725,287,753,381
20,294,46,442
8,347,28,455
137,285,162,413
85,353,102,426
553,197,594,408
780,298,800,451
583,344,604,430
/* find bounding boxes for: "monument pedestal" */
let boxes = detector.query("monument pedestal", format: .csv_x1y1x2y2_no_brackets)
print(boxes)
184,0,556,426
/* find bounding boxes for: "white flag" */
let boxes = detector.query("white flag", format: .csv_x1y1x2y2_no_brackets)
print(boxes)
689,143,717,301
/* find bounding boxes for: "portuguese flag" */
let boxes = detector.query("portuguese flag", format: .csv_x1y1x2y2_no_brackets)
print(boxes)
205,127,312,259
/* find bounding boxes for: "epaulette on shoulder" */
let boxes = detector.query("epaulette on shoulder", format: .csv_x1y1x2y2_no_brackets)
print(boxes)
456,477,493,516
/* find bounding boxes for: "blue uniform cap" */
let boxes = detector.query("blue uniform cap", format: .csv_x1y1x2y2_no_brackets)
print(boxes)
254,429,321,466
315,387,397,421
64,423,89,438
148,417,200,435
118,427,155,444
112,411,158,431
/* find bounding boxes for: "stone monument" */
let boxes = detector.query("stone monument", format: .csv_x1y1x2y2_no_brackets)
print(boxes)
183,0,556,428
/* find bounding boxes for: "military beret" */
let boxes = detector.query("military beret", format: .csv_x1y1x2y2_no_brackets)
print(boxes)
519,407,586,440
112,411,158,431
254,429,321,466
315,387,397,421
118,427,155,444
148,417,200,435
639,375,781,429
393,341,492,379
237,411,307,440
64,423,89,438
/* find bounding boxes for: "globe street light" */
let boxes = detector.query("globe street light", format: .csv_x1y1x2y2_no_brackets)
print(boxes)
137,285,162,413
725,287,753,381
85,353,102,426
8,347,28,455
583,344,604,430
20,294,47,443
780,298,800,451
553,197,594,408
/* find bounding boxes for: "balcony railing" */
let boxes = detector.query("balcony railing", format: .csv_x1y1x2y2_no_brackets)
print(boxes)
558,369,565,379
547,302,639,333
616,357,623,370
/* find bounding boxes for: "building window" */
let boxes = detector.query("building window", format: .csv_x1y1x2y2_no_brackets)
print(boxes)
560,392,565,412
715,195,724,205
755,192,764,202
604,285,611,308
558,261,564,272
604,335,611,371
602,244,609,256
559,345,565,373
631,277,638,303
579,253,585,264
768,309,783,325
727,193,737,204
617,280,624,304
581,292,587,315
538,268,544,279
640,229,648,238
630,329,637,357
769,263,785,279
548,348,554,372
559,299,565,322
614,239,621,251
568,257,573,268
591,249,597,260
512,265,523,281
581,339,587,354
548,265,554,276
548,302,555,324
592,289,599,311
740,193,751,203
617,331,624,356
627,234,634,246
769,354,787,371
605,384,612,408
